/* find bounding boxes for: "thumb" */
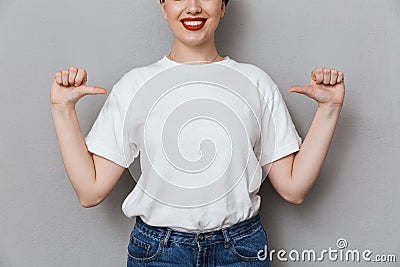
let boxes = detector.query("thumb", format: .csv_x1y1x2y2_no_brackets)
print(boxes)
288,85,313,97
78,85,108,96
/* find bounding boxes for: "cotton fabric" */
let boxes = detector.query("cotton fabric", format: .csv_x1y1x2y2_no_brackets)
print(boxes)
85,55,302,232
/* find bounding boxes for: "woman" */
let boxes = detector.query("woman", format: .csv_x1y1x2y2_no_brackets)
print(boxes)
50,0,345,266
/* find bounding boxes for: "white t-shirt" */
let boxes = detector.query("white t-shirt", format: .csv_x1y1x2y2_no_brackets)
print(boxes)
85,55,302,232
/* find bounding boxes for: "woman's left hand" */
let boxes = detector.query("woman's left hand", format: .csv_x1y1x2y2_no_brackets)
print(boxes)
288,68,345,108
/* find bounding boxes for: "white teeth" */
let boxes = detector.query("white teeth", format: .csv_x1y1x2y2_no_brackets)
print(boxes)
183,20,204,26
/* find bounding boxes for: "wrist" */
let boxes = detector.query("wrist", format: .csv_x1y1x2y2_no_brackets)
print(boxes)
317,101,342,110
317,102,342,118
51,102,76,113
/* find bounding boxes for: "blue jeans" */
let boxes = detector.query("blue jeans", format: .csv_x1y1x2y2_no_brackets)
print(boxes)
127,212,271,266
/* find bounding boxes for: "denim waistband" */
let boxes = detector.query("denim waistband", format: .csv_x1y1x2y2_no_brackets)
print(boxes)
134,213,262,247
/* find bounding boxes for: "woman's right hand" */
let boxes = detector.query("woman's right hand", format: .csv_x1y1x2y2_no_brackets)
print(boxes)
50,67,107,108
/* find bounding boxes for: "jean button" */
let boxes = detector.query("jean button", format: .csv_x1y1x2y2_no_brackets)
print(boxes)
197,234,204,241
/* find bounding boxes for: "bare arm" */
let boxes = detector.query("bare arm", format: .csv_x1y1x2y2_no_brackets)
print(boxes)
50,67,125,207
264,68,345,204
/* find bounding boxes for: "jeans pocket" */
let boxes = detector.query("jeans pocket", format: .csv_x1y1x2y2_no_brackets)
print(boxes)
229,224,269,262
127,228,162,262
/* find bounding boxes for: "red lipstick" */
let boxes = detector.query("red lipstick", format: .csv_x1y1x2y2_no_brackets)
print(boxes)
181,17,207,31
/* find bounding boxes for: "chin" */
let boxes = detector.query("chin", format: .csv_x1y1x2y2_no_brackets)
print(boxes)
183,39,208,46
178,34,212,46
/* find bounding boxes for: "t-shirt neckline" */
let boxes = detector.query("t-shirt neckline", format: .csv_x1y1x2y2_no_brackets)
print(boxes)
162,55,231,66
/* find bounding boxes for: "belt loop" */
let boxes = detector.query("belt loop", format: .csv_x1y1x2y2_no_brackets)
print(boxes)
162,228,172,247
222,228,231,248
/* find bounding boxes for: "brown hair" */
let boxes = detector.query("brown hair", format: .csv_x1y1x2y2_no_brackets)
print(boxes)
159,0,229,6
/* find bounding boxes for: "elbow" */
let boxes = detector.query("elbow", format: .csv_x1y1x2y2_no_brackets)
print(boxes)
79,196,104,208
281,193,305,205
80,201,98,208
276,181,306,205
76,185,108,208
287,197,304,205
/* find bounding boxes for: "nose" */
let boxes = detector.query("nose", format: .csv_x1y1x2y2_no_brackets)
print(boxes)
186,0,202,14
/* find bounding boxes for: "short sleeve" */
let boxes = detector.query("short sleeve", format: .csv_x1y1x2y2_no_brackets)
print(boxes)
254,86,302,167
84,76,139,168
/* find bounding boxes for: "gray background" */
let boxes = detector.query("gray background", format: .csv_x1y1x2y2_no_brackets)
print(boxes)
1,0,399,266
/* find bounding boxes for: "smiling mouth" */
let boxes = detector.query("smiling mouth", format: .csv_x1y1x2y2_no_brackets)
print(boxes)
181,19,207,31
